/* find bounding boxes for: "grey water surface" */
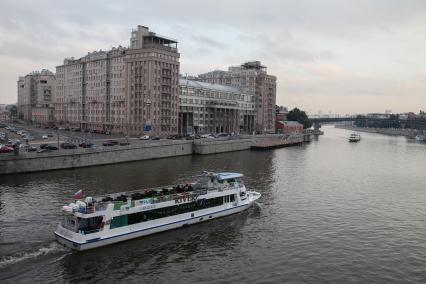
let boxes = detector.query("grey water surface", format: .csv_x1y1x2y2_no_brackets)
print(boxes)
0,126,425,283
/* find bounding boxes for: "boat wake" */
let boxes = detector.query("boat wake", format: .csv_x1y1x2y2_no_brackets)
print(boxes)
0,242,68,269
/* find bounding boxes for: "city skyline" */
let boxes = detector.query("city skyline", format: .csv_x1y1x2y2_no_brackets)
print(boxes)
1,0,426,114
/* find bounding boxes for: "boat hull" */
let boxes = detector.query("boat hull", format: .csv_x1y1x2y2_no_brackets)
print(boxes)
55,196,259,251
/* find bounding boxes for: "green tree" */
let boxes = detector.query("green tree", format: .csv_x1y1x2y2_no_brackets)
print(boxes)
287,108,312,129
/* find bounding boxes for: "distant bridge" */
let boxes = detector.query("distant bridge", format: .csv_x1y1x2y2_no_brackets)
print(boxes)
308,116,426,130
309,116,357,130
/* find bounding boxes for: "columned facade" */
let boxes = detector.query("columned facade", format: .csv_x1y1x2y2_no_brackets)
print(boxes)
179,78,255,135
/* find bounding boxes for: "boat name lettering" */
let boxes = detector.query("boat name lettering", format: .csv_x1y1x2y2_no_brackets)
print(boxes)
174,194,198,204
141,204,156,210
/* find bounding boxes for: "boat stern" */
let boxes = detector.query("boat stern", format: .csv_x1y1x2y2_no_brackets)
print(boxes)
54,224,85,251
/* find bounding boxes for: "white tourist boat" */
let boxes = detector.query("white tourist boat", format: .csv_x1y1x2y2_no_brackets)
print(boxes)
349,132,361,142
55,172,261,251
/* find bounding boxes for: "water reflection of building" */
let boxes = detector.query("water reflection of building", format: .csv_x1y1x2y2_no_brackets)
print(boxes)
178,78,256,135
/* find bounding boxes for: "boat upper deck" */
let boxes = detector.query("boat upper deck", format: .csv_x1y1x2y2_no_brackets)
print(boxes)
64,172,245,216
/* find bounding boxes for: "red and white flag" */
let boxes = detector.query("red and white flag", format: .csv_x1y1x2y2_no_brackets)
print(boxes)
73,190,84,199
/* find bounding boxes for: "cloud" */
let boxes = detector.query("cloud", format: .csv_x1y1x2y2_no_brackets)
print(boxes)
0,0,425,113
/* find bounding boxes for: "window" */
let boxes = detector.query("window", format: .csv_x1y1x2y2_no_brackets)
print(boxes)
110,196,226,229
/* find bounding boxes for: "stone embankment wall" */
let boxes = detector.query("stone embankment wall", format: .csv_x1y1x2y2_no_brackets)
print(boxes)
193,139,255,154
1,134,313,175
0,140,193,175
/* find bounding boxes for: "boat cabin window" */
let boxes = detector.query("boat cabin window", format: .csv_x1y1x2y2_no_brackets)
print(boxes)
110,196,227,229
62,216,79,232
77,216,104,234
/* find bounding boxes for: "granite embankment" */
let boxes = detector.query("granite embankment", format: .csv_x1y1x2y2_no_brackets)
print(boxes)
335,125,418,138
0,135,307,174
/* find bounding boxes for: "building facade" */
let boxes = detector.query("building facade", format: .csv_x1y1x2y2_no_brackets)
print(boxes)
17,69,55,125
55,46,126,133
179,78,255,135
55,25,179,136
125,26,180,136
276,121,303,134
198,61,276,133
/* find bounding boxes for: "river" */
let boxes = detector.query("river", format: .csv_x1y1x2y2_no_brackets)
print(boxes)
0,126,425,283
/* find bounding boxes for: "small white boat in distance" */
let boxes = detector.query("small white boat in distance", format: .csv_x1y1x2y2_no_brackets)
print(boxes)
55,172,261,251
415,134,425,142
349,133,361,142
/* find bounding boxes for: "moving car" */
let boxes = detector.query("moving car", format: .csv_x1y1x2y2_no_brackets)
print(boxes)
102,140,119,146
42,135,48,139
26,146,37,152
151,136,160,140
79,141,94,148
119,141,130,146
45,145,59,150
139,135,150,140
60,142,77,149
39,144,58,150
0,145,14,153
37,148,52,153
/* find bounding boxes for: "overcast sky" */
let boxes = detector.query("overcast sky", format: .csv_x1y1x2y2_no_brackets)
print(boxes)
1,0,425,114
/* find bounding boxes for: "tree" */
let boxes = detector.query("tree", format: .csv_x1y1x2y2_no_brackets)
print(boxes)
287,108,312,129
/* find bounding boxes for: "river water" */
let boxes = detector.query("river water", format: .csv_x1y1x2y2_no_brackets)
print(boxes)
0,126,425,283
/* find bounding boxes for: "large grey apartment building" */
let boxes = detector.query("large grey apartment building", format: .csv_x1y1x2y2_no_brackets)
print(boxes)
54,25,179,136
17,69,55,125
198,61,276,133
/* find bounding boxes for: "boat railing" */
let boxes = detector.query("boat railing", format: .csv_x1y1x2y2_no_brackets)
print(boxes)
76,183,244,214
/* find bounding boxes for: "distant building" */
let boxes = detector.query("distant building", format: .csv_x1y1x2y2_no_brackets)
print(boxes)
55,25,179,136
0,104,7,122
276,121,303,134
179,78,255,135
198,61,276,133
276,105,288,121
17,69,55,125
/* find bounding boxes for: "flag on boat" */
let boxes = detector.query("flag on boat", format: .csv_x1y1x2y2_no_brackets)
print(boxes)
73,190,84,199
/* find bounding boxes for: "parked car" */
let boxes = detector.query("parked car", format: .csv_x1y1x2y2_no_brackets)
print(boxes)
167,134,183,140
42,135,48,139
216,133,229,138
26,146,37,152
79,141,94,148
37,148,52,153
103,140,119,146
139,135,150,140
39,143,49,149
60,142,77,149
47,133,54,137
0,145,14,153
186,134,201,140
151,136,160,140
44,144,58,150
